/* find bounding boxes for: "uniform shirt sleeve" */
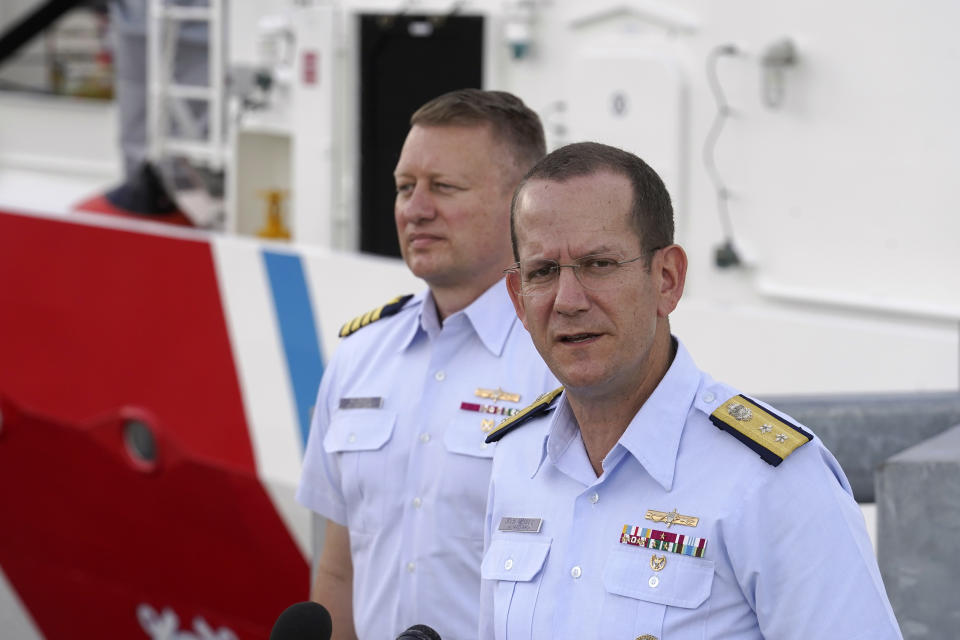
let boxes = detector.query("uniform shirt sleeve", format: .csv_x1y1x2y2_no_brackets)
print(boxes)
723,442,903,639
295,350,348,525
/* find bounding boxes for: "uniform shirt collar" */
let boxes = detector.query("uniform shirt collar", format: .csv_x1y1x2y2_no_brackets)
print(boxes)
536,395,593,483
615,339,700,491
533,339,701,490
399,280,518,356
396,290,428,352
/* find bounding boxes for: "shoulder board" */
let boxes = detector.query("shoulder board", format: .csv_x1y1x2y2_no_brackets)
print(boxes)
710,394,813,466
485,387,564,444
339,294,414,338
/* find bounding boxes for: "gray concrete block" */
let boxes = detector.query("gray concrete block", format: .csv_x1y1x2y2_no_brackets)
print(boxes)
876,424,960,638
762,392,960,502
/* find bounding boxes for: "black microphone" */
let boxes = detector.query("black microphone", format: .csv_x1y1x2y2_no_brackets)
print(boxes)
396,624,442,640
269,601,333,640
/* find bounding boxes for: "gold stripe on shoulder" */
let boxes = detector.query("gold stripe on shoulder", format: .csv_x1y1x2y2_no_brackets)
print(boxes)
485,386,564,444
710,395,813,466
339,294,414,338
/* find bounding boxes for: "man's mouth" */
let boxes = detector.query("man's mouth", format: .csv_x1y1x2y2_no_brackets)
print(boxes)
408,233,442,247
560,333,600,343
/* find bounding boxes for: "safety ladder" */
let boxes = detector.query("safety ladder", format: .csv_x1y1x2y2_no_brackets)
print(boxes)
146,0,226,171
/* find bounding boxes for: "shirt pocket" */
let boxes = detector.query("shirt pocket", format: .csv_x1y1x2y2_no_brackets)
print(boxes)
436,413,496,540
323,409,396,452
482,537,552,640
322,409,397,532
601,544,714,639
443,412,495,459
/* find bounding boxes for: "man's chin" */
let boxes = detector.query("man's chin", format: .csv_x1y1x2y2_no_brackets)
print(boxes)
409,259,461,287
408,261,441,280
550,366,607,392
545,351,614,391
404,252,442,276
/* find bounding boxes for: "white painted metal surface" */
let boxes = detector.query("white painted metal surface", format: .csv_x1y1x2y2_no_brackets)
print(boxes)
1,0,958,394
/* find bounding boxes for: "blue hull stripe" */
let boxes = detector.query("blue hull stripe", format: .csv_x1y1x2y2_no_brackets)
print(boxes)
262,249,324,448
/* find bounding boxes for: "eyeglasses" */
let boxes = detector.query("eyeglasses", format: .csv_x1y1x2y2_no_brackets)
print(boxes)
504,253,647,297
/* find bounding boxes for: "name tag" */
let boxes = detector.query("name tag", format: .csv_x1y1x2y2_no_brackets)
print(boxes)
339,397,383,409
498,517,543,533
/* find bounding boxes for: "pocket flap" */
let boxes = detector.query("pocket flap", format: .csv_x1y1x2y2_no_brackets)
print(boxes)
444,413,495,458
481,538,551,582
603,545,714,608
323,409,397,452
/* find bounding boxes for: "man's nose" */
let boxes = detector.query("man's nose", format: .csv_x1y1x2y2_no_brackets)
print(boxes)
398,183,437,224
553,266,590,315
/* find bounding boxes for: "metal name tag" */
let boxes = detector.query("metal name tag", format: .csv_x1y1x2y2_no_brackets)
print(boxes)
339,397,384,409
498,517,543,533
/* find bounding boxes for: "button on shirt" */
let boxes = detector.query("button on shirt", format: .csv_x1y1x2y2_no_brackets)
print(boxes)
480,340,902,640
297,281,556,640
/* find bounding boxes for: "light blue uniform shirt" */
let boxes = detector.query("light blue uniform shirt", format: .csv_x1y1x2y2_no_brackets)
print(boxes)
297,281,556,640
481,340,902,640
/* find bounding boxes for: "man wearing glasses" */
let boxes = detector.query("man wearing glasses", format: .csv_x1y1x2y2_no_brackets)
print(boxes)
297,89,556,639
480,142,902,639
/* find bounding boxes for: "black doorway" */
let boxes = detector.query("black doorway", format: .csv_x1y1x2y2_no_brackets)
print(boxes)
358,13,484,258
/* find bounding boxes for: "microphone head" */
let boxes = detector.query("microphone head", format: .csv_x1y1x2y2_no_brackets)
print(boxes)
269,601,333,640
397,624,442,640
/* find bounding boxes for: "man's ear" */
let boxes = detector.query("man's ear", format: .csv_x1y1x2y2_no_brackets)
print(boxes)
505,275,530,330
657,244,687,317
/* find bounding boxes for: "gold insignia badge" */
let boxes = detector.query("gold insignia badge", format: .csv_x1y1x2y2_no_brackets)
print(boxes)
636,635,658,640
480,418,496,433
710,395,812,466
475,387,521,403
645,508,699,528
650,554,666,572
727,402,753,421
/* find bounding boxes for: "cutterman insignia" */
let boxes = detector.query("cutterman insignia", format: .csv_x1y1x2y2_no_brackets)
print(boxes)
475,387,522,403
484,387,564,444
338,294,413,338
646,508,699,528
710,394,813,466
